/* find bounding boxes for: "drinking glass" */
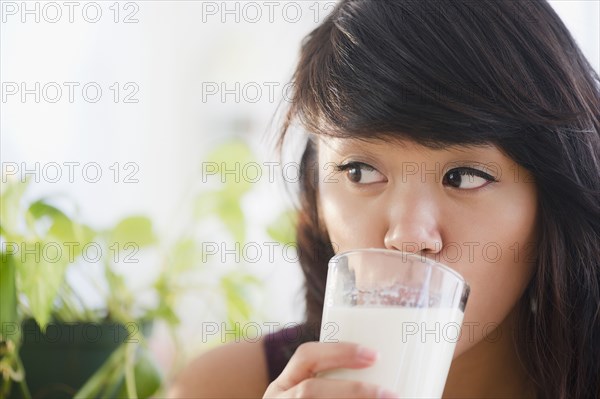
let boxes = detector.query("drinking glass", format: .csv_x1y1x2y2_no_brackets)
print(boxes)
318,248,470,398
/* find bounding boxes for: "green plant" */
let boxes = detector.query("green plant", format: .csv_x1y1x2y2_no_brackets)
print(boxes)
0,138,295,398
0,175,161,397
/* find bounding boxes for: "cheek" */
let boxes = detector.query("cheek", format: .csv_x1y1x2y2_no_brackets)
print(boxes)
449,183,538,356
318,182,383,253
453,256,535,357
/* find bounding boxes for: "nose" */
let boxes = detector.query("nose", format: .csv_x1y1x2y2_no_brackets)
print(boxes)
383,190,443,256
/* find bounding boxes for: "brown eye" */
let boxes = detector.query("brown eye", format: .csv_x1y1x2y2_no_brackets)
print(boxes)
444,170,463,188
442,168,496,189
347,165,362,183
335,162,385,185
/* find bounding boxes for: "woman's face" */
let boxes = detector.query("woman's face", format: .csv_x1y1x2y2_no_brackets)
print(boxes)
316,136,539,356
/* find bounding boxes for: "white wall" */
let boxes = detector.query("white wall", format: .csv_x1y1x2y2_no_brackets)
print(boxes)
550,0,599,73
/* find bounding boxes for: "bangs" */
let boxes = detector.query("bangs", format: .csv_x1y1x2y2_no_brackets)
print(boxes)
282,0,583,149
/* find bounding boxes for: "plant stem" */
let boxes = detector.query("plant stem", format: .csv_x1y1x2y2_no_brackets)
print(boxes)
14,353,32,399
124,342,138,399
74,344,125,399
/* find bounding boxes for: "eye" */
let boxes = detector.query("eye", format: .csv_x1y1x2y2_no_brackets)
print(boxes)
442,167,497,189
335,162,385,184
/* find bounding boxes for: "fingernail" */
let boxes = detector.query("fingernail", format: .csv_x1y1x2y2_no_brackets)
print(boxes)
377,387,399,399
356,346,379,362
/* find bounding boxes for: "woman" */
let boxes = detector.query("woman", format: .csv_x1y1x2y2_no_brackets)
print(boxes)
170,1,600,397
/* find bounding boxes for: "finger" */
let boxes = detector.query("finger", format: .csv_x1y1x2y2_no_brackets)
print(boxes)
275,342,379,392
270,377,398,399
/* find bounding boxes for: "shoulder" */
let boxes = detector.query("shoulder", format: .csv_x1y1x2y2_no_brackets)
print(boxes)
168,337,269,398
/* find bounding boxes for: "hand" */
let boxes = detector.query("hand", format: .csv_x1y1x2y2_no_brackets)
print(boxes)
262,341,398,398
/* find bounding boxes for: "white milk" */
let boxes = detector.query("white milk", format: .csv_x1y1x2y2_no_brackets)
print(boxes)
319,307,464,398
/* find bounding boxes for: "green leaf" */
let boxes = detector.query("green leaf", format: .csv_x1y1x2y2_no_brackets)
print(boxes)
144,301,180,326
110,216,156,248
216,193,245,243
205,140,255,171
26,201,97,261
169,238,200,274
194,190,246,242
28,200,67,220
28,200,77,242
193,191,220,221
16,238,70,329
204,140,256,196
266,210,297,244
0,253,19,342
78,224,97,247
149,273,181,326
0,179,29,239
221,275,249,321
220,272,262,325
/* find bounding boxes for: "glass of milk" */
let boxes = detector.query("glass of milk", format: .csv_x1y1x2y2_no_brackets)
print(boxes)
318,248,470,398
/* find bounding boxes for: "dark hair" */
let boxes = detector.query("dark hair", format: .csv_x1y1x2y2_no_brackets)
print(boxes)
276,1,600,398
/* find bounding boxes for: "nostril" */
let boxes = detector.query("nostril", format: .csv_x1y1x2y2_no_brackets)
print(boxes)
384,226,443,255
422,241,443,254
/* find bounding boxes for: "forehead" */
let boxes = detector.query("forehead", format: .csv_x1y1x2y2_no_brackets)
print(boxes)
316,135,501,158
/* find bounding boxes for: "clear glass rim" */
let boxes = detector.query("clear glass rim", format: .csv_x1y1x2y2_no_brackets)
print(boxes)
329,248,470,289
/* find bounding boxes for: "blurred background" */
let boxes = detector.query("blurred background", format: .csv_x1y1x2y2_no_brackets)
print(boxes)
1,1,599,397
